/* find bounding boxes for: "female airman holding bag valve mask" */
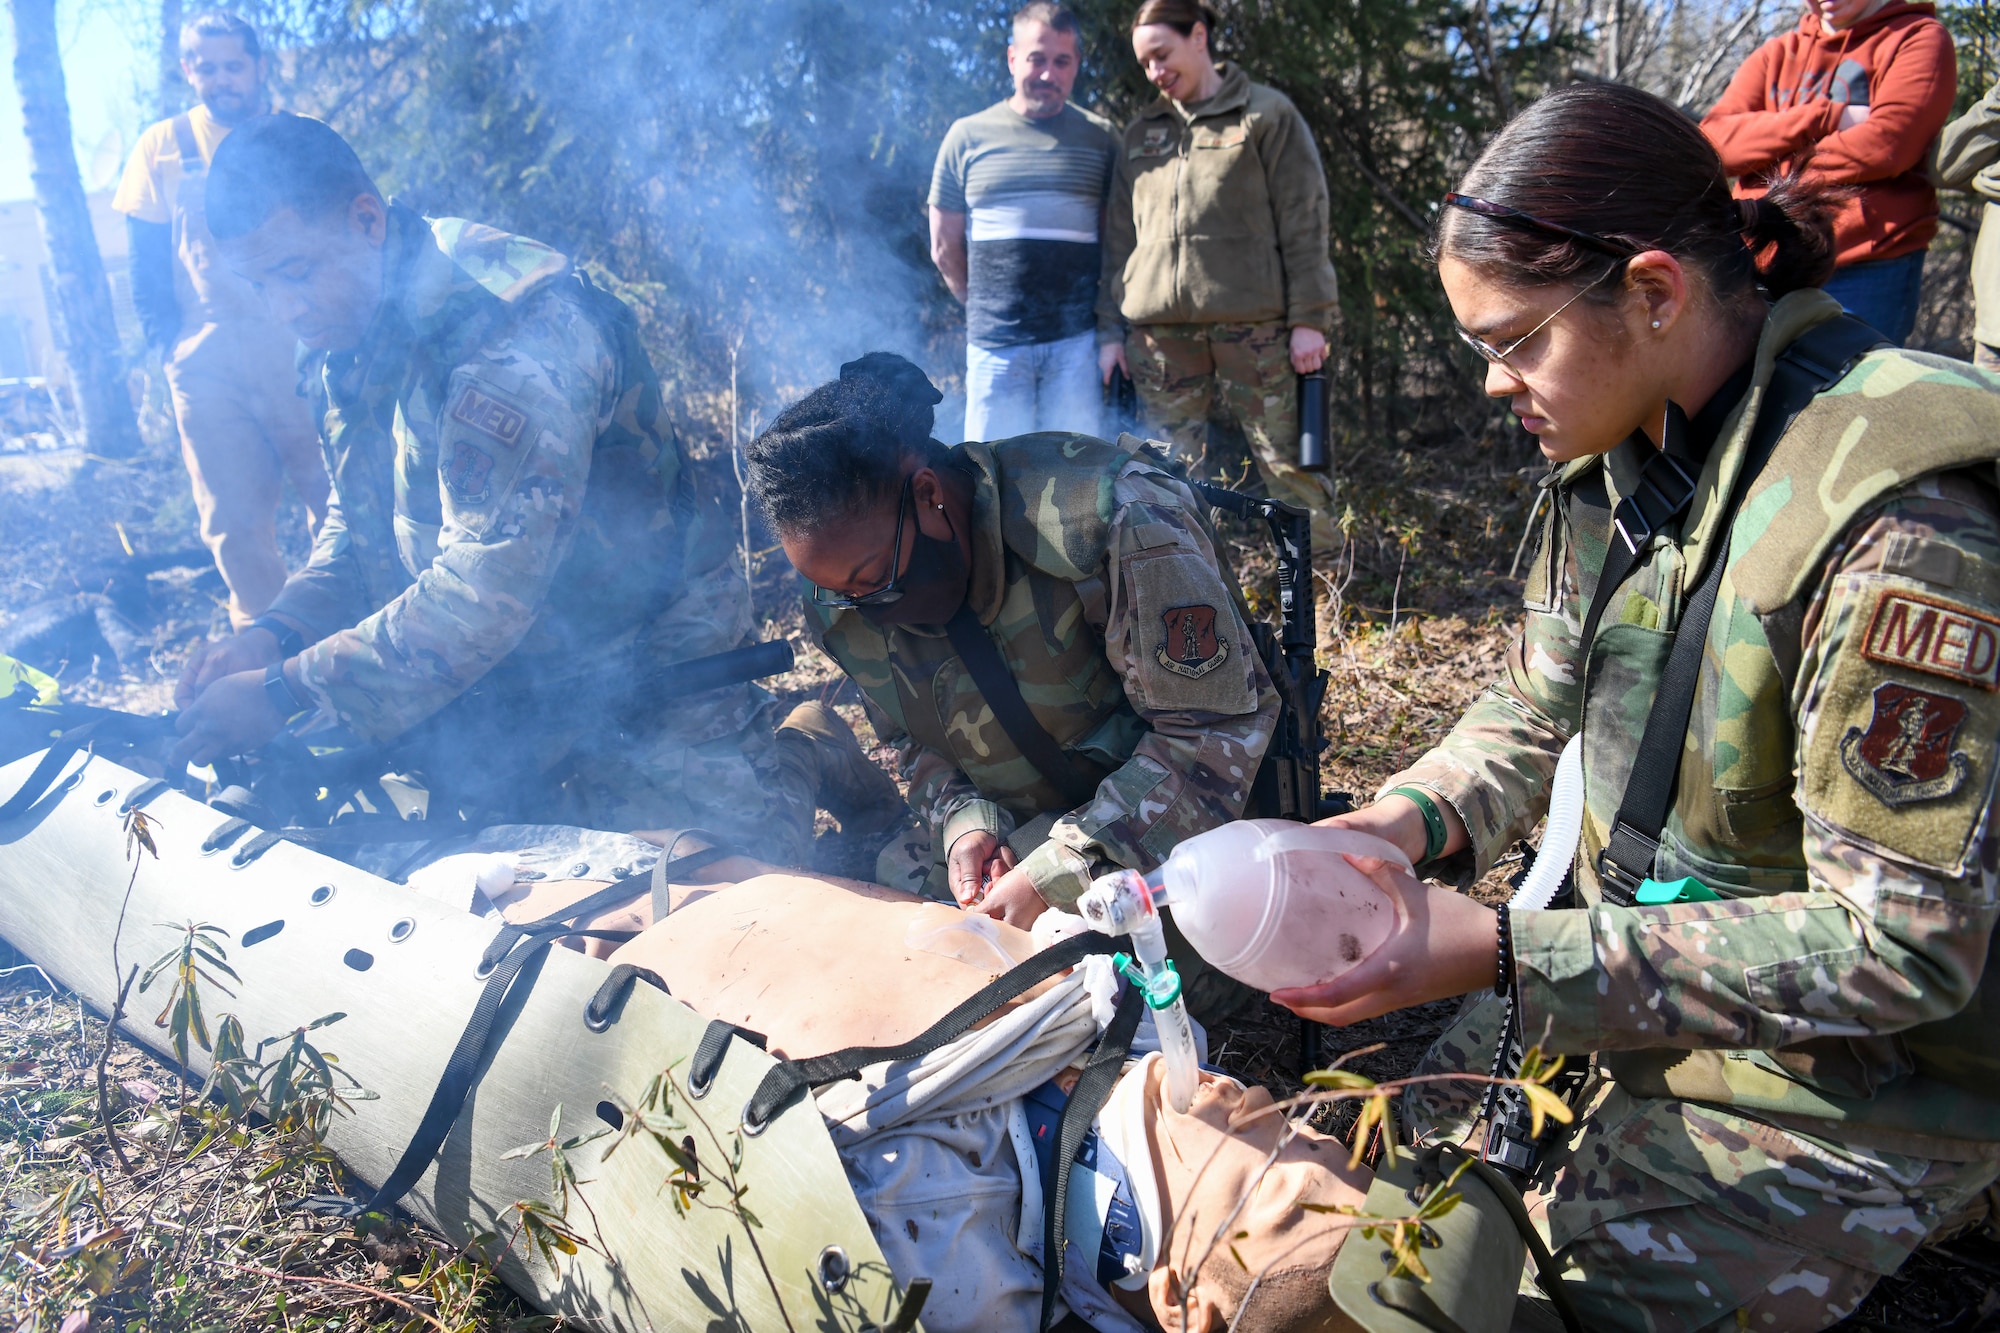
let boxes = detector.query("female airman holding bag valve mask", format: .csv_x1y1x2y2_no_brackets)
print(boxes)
1270,82,2000,1329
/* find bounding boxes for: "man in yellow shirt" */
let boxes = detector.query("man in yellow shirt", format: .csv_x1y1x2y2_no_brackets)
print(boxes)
112,10,327,630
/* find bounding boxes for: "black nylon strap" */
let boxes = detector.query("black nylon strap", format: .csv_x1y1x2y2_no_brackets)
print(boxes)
742,929,1128,1133
687,1018,767,1099
585,964,668,1031
324,916,573,1217
944,604,1106,809
117,777,171,814
169,113,203,173
1040,983,1145,1333
0,721,99,823
1595,315,1887,899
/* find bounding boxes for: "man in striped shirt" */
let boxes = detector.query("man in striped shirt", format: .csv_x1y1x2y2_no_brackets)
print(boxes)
929,3,1117,440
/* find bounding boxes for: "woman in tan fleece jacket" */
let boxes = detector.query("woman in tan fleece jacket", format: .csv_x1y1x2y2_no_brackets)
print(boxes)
1097,0,1340,537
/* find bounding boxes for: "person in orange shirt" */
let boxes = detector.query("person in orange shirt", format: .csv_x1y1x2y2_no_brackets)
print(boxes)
112,10,328,630
1701,0,1956,344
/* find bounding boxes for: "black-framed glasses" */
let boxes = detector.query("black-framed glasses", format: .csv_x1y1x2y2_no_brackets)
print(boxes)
809,475,913,609
1442,192,1638,259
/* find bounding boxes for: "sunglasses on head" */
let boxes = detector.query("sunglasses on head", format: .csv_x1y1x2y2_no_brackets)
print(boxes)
1442,192,1639,259
1442,192,1640,370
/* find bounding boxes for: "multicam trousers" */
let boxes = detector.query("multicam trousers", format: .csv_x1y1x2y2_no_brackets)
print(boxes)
1403,994,2000,1332
1125,319,1335,542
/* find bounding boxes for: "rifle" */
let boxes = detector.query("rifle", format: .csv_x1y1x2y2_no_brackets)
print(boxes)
1190,483,1345,825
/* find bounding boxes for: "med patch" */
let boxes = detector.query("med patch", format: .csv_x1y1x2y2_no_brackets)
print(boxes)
449,383,527,448
1859,591,2000,690
1802,583,2000,873
437,375,539,530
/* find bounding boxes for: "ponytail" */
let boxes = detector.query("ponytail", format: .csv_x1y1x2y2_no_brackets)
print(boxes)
1738,176,1842,296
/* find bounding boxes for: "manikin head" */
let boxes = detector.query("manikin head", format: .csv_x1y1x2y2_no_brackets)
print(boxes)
1130,0,1220,103
1433,83,1838,463
747,353,978,630
1008,3,1082,119
206,113,390,353
180,10,266,126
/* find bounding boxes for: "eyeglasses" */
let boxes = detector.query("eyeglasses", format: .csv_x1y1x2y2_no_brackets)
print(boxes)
810,475,913,609
1453,263,1626,373
1442,192,1638,259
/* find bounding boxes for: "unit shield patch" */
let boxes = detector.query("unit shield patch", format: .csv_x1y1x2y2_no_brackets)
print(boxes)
1838,681,1973,807
1156,604,1228,679
444,441,496,504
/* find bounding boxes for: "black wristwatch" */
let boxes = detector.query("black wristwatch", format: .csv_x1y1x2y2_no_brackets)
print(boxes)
247,615,305,658
264,662,306,720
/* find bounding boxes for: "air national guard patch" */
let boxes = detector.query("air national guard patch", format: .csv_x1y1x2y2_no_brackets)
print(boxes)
444,441,495,504
1838,682,1973,807
1156,604,1228,679
1860,592,2000,690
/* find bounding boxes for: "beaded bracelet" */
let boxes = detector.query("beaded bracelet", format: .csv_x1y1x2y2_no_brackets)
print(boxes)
1386,785,1447,863
1494,903,1514,999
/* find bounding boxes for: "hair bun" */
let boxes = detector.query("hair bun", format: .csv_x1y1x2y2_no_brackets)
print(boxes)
839,352,943,408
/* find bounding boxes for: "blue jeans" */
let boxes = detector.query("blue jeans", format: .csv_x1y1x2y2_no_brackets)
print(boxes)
964,330,1102,440
1820,250,1927,345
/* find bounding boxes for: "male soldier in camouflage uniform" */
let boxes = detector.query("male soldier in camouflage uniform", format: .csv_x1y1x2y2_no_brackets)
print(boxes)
1319,288,2000,1328
746,356,1277,1013
168,114,898,853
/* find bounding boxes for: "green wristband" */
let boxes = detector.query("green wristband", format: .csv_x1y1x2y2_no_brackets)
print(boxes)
1387,786,1447,863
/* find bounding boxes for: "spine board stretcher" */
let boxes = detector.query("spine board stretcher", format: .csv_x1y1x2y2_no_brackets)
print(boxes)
0,747,914,1332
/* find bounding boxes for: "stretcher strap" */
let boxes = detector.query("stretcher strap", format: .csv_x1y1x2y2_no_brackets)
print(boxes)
1040,983,1144,1333
118,778,172,813
0,718,119,823
688,1018,767,1099
741,929,1128,1134
303,838,733,1219
585,964,669,1031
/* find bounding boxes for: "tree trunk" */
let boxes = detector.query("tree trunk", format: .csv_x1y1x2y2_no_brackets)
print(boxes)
158,0,183,119
11,0,139,456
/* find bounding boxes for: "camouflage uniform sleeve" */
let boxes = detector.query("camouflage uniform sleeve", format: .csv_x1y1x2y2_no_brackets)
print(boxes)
883,704,1007,853
292,288,610,740
1515,479,2000,1054
1386,483,1580,883
1016,465,1278,907
265,490,375,641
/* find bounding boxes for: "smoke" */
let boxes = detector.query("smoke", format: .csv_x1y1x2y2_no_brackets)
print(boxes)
259,0,1037,443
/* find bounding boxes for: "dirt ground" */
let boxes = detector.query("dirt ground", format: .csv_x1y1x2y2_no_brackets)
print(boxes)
3,412,1998,1329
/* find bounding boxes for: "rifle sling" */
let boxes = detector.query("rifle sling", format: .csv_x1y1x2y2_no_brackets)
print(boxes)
944,603,1107,809
1580,314,1887,902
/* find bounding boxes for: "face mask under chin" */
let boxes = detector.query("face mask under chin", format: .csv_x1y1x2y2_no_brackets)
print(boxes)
858,517,970,627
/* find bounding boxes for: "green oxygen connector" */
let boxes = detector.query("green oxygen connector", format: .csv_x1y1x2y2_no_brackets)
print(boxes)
1113,951,1183,1010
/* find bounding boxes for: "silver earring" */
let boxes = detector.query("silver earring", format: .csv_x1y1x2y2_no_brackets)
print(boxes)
1651,320,1661,328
